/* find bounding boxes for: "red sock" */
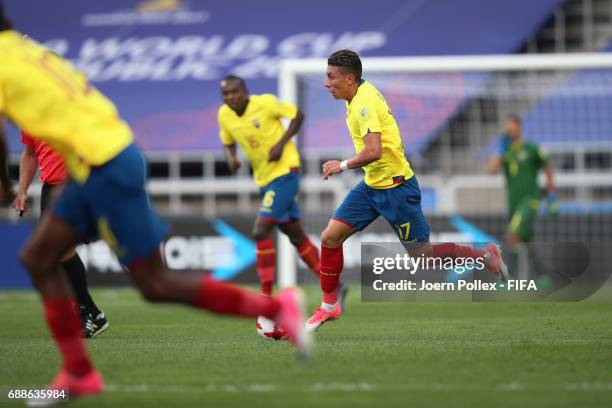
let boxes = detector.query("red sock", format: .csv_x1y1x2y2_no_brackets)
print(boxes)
195,274,280,319
43,298,93,377
256,240,276,295
320,245,343,304
297,239,320,276
432,243,486,259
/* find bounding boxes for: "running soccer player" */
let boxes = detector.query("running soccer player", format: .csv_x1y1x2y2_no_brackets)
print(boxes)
0,11,310,403
13,131,109,338
218,76,334,338
218,76,320,292
306,50,509,332
488,114,556,246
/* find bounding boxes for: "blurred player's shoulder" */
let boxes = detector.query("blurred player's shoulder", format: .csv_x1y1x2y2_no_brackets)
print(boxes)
251,93,278,107
520,141,540,155
0,30,82,82
217,103,232,118
0,30,22,57
0,29,20,43
526,142,548,160
0,30,45,56
348,82,381,117
359,81,387,104
218,94,281,122
523,141,540,150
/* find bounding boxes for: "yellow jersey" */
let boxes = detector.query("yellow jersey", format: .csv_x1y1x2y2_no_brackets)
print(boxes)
346,80,414,189
218,94,300,187
0,31,133,183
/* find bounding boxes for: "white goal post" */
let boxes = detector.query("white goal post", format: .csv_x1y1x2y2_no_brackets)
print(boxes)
276,52,612,288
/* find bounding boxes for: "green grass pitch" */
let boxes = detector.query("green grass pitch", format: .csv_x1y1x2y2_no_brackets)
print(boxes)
1,287,611,407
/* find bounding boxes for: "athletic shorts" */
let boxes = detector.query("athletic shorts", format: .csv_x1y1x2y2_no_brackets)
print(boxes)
508,196,540,242
50,144,169,266
333,176,430,243
257,171,300,223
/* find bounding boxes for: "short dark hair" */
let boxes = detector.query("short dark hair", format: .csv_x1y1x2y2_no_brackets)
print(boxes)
506,114,522,126
221,75,247,91
328,49,362,81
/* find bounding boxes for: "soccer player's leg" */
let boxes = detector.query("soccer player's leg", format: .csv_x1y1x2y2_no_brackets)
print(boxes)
384,176,509,281
254,174,302,296
279,220,320,276
63,250,110,339
306,181,376,332
252,216,277,296
22,180,103,403
507,198,538,245
253,173,305,339
41,183,108,338
279,218,349,310
505,198,539,282
273,173,321,277
251,215,282,339
91,145,311,356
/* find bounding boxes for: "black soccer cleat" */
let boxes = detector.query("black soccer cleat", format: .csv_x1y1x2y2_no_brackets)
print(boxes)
80,307,110,339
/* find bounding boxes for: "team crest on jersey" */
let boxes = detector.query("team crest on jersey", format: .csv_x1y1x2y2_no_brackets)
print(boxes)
517,150,528,161
252,118,260,128
360,108,368,118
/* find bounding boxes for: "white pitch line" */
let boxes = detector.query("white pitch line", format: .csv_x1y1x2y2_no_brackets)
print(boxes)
3,382,612,396
95,382,612,393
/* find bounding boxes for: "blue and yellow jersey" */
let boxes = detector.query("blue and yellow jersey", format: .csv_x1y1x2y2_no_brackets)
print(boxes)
218,94,300,187
0,31,133,183
346,80,413,189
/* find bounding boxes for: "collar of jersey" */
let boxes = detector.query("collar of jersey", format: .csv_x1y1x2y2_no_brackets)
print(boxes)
510,139,524,150
347,79,366,107
232,98,251,118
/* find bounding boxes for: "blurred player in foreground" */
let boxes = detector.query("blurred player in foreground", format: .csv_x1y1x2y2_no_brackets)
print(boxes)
306,50,509,332
218,76,326,339
0,8,310,404
13,131,109,338
488,114,556,246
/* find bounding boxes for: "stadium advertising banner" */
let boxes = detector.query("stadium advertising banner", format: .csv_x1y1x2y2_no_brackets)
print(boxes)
2,214,610,291
0,217,260,289
4,0,561,154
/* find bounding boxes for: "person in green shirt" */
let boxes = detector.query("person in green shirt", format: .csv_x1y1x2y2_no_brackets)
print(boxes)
489,114,556,246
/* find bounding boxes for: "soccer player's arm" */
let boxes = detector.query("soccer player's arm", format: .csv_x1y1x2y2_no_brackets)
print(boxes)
537,146,556,211
534,145,557,213
488,156,503,174
488,136,508,174
0,116,15,203
218,113,241,173
13,132,38,214
268,96,304,162
538,148,554,194
322,104,382,179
